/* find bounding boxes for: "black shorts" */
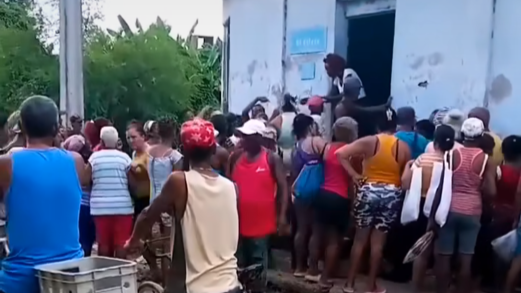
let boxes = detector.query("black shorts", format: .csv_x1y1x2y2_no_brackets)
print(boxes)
314,189,350,233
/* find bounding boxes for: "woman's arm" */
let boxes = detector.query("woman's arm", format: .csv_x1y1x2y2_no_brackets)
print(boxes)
335,136,372,180
513,176,521,228
401,159,416,190
481,158,497,200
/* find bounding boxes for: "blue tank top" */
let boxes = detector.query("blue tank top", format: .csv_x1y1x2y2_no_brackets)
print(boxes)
0,149,84,293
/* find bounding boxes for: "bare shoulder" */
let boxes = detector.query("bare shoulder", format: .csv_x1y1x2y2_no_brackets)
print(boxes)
169,171,186,186
0,154,12,170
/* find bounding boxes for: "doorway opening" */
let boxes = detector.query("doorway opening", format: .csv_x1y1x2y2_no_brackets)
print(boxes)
347,11,395,136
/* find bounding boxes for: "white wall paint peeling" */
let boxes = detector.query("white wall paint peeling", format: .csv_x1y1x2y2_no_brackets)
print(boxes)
487,0,521,137
224,0,520,136
391,0,495,119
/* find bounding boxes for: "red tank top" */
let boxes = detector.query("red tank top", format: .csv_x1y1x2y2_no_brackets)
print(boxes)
232,150,277,237
322,143,350,198
496,165,520,214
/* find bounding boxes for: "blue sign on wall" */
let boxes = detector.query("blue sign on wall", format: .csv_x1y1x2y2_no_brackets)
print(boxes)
299,63,316,80
289,27,328,55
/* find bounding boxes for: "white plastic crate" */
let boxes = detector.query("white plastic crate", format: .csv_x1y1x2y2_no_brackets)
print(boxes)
36,256,138,293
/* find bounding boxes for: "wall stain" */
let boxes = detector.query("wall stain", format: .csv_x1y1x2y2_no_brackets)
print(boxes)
489,74,512,104
428,52,443,66
245,60,258,86
409,56,424,70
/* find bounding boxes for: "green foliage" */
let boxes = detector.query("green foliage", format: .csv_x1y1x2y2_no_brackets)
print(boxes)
0,3,222,128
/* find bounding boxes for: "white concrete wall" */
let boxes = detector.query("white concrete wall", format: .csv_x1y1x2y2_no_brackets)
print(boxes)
487,0,521,137
390,0,495,119
224,0,521,136
222,0,284,116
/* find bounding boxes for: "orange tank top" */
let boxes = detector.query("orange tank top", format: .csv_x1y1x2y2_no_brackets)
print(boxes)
364,134,401,186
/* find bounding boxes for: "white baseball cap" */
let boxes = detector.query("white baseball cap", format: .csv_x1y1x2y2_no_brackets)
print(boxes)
236,119,267,136
461,117,484,139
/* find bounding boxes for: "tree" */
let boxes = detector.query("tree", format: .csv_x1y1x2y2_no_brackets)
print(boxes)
83,17,196,130
0,1,59,115
0,4,222,133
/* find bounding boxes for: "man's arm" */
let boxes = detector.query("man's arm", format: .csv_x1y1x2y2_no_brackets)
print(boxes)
197,105,213,119
130,172,187,241
71,151,89,186
226,150,242,178
268,152,289,225
0,155,12,201
241,97,262,121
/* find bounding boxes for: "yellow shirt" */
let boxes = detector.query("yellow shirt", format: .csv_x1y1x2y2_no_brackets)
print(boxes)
487,131,503,165
132,151,151,199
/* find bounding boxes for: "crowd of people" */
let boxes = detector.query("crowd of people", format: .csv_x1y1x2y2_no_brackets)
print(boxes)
0,54,521,293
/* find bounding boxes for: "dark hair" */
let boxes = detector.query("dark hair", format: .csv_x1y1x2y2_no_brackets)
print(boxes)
433,125,455,152
210,114,228,136
282,94,296,113
20,95,59,139
323,53,347,72
376,109,397,133
416,119,435,140
181,146,215,171
127,120,145,136
480,133,495,155
292,113,314,140
502,135,521,162
397,107,416,126
157,118,175,140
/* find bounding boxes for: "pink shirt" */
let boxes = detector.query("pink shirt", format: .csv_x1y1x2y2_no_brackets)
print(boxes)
424,141,463,153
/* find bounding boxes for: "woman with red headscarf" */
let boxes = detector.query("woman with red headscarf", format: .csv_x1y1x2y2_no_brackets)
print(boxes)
84,118,111,151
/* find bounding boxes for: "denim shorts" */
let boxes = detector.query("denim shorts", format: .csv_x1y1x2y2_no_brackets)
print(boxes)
436,212,481,255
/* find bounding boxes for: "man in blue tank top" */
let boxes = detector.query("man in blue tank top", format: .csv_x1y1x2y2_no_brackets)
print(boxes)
0,96,85,293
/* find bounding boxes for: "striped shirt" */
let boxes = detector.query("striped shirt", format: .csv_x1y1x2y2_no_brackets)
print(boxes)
451,148,486,216
413,153,444,197
89,149,133,216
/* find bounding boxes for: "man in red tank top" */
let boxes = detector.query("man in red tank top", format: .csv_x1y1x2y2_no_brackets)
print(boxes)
229,119,289,293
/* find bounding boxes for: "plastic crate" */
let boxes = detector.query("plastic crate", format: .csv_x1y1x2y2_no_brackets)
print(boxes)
36,256,138,293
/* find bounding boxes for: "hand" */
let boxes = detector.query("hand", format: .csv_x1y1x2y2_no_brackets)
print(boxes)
278,217,290,236
406,160,415,169
256,96,269,103
426,219,438,233
123,236,143,254
350,173,366,187
385,96,393,108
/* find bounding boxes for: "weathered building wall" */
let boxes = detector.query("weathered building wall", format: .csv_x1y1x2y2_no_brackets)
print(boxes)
224,0,521,136
487,0,520,136
391,0,495,121
222,0,284,116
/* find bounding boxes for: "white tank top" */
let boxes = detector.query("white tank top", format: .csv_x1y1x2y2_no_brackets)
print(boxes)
170,170,240,293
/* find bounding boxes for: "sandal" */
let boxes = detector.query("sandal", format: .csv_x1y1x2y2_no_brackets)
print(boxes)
365,288,386,293
304,274,320,283
342,284,355,293
318,281,333,293
293,271,305,278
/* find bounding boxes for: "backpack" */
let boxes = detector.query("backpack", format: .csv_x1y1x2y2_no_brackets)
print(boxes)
293,141,327,199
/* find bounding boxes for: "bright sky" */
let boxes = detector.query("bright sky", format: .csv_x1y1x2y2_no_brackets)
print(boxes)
100,0,223,38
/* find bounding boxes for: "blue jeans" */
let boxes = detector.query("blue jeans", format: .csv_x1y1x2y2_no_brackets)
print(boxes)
236,236,269,293
79,205,96,256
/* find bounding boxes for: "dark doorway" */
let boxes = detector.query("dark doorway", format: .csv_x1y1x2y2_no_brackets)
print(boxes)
347,12,395,136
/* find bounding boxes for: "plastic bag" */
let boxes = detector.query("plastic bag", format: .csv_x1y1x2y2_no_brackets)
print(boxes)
435,150,453,227
401,165,422,225
423,162,443,217
492,229,518,262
